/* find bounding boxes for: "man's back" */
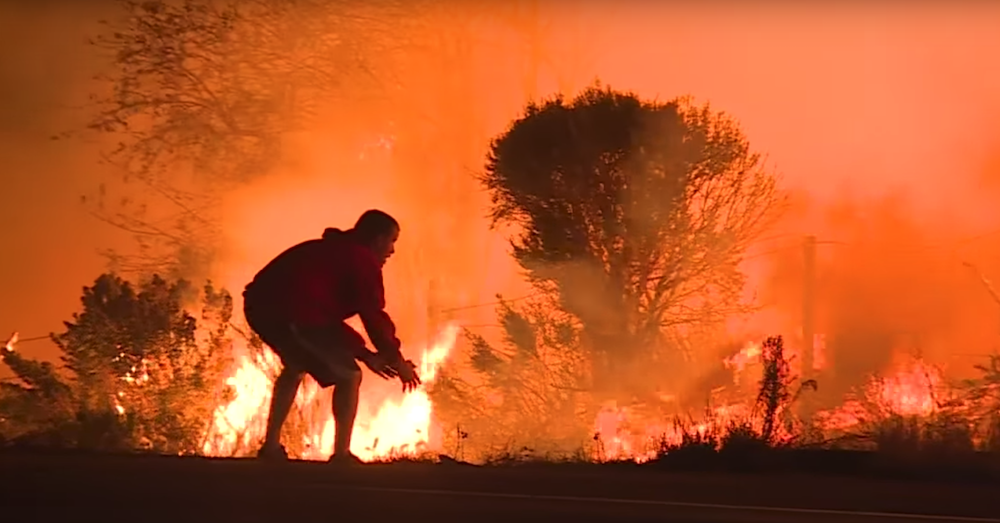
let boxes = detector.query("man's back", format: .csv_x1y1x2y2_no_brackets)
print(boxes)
245,229,381,326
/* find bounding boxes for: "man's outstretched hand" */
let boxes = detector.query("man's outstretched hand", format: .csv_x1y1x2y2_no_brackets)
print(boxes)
360,351,398,380
395,359,421,393
361,351,420,391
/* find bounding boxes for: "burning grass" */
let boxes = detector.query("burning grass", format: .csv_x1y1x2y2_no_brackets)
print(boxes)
406,336,1000,483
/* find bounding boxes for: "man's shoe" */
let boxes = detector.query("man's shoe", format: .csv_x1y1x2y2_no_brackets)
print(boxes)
256,444,290,462
327,452,365,467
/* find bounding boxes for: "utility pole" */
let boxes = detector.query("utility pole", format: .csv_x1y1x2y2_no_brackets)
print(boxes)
800,235,818,421
802,235,817,378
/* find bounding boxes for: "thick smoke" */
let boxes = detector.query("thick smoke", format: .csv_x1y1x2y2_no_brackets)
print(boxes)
749,190,1000,407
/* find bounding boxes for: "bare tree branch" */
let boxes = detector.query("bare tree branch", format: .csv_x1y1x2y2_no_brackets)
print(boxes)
78,0,418,275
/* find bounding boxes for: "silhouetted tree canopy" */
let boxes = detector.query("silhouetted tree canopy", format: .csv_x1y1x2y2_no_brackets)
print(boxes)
78,0,416,275
87,0,406,183
479,85,783,397
0,273,233,453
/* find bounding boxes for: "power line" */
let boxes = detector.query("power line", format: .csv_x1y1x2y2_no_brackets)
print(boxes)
1,334,50,347
813,226,1000,252
743,227,1000,260
11,335,49,343
440,292,546,314
743,244,799,261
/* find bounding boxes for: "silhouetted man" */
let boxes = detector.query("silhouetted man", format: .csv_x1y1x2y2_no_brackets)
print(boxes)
243,209,421,464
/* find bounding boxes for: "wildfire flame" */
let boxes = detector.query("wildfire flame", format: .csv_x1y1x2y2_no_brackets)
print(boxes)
0,321,957,464
724,341,762,373
203,323,461,461
3,332,16,353
873,359,942,416
595,341,947,463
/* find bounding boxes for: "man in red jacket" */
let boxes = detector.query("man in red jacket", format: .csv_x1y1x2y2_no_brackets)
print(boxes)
243,209,421,464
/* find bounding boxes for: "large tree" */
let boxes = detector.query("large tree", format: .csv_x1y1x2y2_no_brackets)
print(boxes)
0,273,233,453
478,85,782,403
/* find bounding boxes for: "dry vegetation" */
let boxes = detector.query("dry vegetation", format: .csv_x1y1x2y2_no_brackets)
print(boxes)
407,336,1000,483
5,293,1000,484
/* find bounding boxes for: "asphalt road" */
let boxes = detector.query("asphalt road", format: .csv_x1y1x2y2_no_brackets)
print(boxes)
1,453,999,523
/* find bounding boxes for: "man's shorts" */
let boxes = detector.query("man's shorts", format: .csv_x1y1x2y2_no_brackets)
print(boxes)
244,298,365,388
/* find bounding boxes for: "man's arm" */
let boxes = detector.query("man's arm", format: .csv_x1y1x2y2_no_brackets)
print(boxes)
354,261,404,366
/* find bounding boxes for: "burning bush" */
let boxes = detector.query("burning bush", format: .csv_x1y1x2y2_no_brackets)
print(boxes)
0,273,233,453
653,336,813,459
431,297,594,461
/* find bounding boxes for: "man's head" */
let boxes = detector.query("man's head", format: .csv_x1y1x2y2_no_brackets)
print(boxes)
352,209,400,267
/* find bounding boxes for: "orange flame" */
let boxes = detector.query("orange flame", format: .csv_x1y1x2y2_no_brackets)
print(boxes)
3,332,16,353
873,359,942,416
203,323,461,461
593,345,947,462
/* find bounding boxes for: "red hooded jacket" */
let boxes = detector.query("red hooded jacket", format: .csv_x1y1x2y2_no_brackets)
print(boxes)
244,228,401,359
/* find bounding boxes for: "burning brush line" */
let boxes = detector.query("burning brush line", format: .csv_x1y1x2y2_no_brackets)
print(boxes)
592,340,949,463
0,328,965,463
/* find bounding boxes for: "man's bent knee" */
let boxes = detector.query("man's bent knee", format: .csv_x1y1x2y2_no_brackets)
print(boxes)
337,366,363,390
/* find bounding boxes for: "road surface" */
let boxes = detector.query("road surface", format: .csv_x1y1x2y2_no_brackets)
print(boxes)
1,452,998,523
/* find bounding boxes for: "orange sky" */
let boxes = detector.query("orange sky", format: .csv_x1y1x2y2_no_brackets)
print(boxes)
2,1,1000,380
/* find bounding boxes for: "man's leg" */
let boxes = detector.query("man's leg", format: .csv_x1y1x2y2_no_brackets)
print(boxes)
244,299,304,459
288,322,367,462
260,364,304,453
331,367,363,458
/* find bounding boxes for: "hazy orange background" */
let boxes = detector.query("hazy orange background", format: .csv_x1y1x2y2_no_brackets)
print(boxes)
3,1,1000,390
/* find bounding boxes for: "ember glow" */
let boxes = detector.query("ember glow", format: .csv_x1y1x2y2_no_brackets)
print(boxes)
203,323,460,461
